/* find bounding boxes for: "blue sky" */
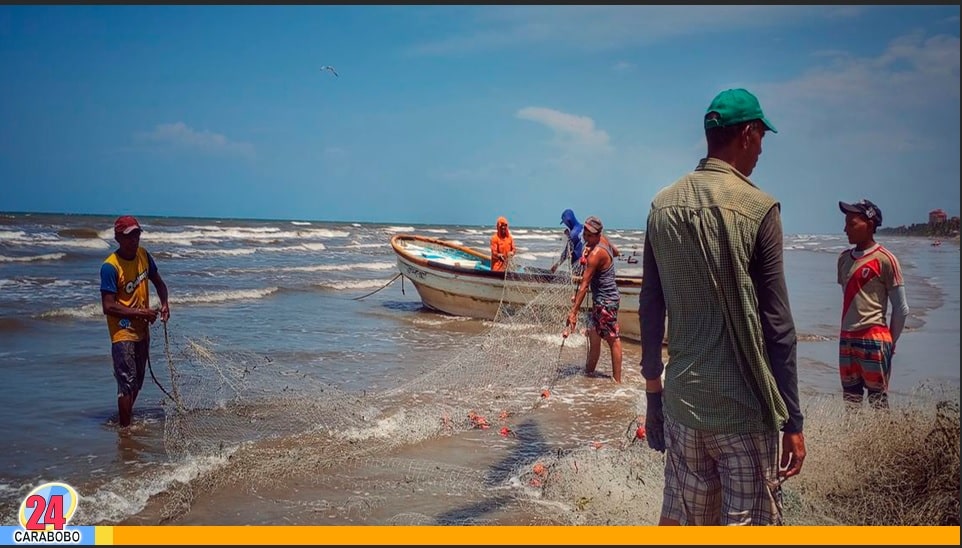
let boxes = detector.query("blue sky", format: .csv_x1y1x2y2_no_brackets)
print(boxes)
0,5,959,233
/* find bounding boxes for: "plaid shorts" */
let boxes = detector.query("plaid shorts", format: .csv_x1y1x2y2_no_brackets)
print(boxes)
112,339,149,397
839,325,893,393
661,414,783,525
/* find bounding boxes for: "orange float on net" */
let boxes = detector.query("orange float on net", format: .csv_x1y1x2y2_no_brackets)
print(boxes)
468,411,490,429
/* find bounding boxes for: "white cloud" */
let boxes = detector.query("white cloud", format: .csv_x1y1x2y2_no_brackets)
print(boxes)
134,122,254,156
516,106,611,149
745,30,959,231
405,6,863,56
753,31,960,150
516,106,613,174
432,107,612,185
612,60,635,72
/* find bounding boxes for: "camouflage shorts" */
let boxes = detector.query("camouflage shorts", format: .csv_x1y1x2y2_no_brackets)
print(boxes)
588,301,620,339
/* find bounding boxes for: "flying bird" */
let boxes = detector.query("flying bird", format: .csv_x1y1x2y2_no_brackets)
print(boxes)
320,65,339,78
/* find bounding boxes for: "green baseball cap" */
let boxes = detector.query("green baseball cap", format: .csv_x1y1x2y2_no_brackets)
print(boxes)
704,88,777,133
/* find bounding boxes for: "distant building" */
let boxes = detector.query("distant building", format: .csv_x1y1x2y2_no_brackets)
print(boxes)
929,209,947,225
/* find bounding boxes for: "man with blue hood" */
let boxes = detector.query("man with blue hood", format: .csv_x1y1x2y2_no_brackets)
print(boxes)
550,209,585,274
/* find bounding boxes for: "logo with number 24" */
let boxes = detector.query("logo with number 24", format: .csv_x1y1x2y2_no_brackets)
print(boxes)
18,482,79,531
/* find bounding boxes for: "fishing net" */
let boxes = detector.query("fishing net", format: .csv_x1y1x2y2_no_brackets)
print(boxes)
781,391,960,526
147,244,611,523
135,238,959,527
522,391,960,526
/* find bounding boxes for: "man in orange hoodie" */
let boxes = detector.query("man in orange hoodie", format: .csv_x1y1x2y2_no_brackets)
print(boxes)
490,216,516,272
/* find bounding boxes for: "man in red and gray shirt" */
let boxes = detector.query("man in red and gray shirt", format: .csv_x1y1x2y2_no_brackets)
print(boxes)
837,199,909,408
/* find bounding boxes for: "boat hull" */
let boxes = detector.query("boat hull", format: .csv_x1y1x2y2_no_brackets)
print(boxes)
391,234,642,342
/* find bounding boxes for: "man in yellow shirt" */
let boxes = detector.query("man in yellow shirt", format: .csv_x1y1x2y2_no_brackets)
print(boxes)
100,215,170,428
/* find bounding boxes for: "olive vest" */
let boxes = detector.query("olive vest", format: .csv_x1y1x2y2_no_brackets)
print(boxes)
646,157,789,433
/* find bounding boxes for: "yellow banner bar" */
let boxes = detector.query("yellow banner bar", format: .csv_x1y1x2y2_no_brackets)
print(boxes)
99,525,960,545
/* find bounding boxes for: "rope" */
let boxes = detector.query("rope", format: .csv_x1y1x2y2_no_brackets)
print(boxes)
163,320,181,405
147,320,185,412
147,353,179,410
353,272,402,301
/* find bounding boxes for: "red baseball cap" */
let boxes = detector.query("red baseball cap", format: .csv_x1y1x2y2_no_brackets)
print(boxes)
114,215,142,235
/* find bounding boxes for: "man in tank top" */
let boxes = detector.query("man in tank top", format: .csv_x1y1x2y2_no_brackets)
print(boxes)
563,216,623,384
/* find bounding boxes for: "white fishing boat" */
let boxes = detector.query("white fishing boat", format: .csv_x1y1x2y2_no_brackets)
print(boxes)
390,234,643,342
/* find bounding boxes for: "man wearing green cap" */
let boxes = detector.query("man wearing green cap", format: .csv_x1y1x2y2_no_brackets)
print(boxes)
638,88,806,525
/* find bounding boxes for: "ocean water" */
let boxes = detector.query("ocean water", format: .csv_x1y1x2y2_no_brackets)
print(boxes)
0,211,958,525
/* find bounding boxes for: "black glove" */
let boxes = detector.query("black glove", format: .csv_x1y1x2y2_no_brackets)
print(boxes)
645,391,666,453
